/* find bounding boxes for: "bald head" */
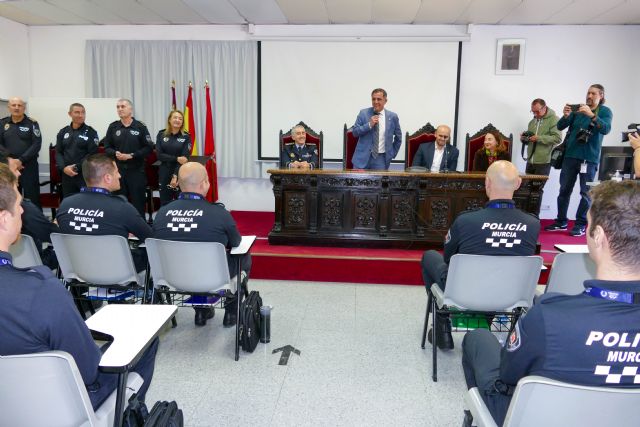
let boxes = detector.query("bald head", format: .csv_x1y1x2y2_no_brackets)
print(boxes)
178,162,209,195
434,125,451,148
485,161,521,199
8,97,26,121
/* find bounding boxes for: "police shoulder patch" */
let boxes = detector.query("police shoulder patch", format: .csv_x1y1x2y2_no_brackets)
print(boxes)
506,321,522,352
444,229,451,244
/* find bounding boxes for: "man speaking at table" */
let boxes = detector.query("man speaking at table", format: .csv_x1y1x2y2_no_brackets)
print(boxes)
352,88,402,170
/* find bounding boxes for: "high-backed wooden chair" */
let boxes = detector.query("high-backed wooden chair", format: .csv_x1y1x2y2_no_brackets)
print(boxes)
39,144,63,217
405,122,437,168
464,124,513,172
279,121,323,169
343,124,359,170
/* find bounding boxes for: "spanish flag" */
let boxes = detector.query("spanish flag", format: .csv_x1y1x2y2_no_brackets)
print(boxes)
184,83,197,155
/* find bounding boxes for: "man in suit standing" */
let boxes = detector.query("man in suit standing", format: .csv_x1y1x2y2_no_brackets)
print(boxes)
352,88,402,170
411,125,459,172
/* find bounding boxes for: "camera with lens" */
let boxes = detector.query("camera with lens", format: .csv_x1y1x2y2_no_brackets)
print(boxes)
576,128,593,144
621,123,640,142
520,130,535,145
569,104,581,112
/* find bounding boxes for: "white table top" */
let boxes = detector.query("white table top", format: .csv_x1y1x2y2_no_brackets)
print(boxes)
85,304,177,371
231,235,256,255
554,244,589,253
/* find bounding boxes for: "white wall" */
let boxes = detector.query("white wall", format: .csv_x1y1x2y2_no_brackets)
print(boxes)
10,23,640,212
0,16,30,100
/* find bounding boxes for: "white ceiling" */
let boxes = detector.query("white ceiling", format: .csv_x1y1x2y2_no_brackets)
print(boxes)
0,0,639,26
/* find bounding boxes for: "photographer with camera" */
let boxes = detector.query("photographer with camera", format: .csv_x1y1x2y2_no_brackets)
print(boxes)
521,98,561,176
545,84,612,237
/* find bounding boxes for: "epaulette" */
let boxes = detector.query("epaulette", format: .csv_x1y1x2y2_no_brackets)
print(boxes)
306,142,317,147
284,143,295,147
213,201,226,208
28,116,38,123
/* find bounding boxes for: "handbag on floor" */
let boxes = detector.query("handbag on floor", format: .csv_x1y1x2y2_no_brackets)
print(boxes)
144,400,183,427
239,290,263,352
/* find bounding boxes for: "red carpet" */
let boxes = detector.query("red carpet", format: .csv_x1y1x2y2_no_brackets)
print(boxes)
231,212,586,286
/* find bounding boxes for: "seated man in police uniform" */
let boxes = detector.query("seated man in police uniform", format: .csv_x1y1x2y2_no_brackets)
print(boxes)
421,160,540,350
0,163,158,410
280,124,319,169
0,147,59,268
153,162,251,327
56,153,152,272
462,180,640,426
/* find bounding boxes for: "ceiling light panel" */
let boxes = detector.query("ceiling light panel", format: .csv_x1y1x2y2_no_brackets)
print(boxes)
414,0,471,24
137,0,208,24
456,0,522,24
275,0,329,24
499,0,573,24
8,0,88,24
229,0,287,24
544,0,626,24
47,0,128,24
325,0,372,24
182,0,245,24
88,0,167,24
372,0,420,24
0,3,56,24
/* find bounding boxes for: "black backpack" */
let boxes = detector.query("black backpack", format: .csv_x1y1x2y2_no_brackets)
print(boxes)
144,401,183,427
238,290,262,352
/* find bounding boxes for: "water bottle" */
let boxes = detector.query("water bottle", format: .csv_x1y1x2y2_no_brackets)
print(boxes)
260,305,271,343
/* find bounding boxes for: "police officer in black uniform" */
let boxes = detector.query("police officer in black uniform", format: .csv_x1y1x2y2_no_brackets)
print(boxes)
155,110,192,206
0,147,59,267
0,163,158,410
103,98,153,217
0,97,42,208
153,162,251,327
462,180,640,426
55,103,99,197
421,161,540,350
280,124,319,169
56,153,152,272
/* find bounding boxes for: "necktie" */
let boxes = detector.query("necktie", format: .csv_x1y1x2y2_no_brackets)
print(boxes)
371,120,379,158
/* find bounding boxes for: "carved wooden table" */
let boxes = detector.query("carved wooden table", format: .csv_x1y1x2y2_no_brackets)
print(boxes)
267,169,547,248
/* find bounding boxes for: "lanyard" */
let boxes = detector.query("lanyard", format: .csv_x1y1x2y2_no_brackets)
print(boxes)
178,192,204,201
80,187,110,195
0,256,12,266
486,201,515,209
584,286,640,304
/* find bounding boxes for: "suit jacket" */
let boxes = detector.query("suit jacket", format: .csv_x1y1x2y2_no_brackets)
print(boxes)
411,142,459,171
352,108,402,169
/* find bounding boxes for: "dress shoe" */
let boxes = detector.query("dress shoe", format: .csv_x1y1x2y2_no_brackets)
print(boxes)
427,315,454,350
194,307,214,326
223,306,237,327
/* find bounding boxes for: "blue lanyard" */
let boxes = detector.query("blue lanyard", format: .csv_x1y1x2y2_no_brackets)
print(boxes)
0,256,12,266
486,201,515,209
80,187,110,195
178,192,204,201
584,286,640,304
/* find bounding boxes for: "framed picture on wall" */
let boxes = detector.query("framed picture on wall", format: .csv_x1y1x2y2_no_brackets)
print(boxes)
496,39,525,75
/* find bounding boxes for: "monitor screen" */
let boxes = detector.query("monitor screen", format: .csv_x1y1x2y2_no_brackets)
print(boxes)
598,147,635,181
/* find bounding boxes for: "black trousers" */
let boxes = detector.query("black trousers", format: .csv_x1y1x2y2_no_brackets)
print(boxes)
462,329,512,426
116,168,147,217
61,173,86,197
421,250,449,292
158,164,178,206
19,160,41,208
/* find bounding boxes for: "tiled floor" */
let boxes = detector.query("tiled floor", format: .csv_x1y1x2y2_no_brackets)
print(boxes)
146,280,469,426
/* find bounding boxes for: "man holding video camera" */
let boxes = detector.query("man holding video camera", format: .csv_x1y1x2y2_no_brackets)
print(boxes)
545,84,612,237
521,99,561,176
